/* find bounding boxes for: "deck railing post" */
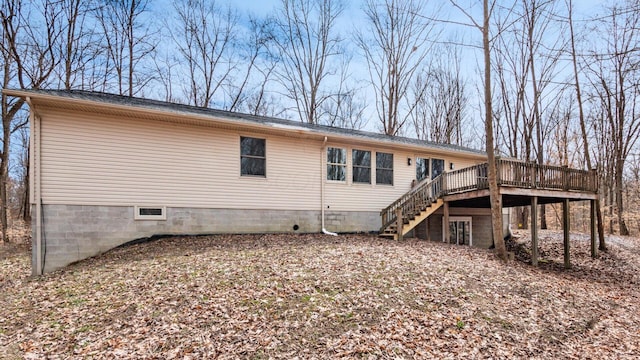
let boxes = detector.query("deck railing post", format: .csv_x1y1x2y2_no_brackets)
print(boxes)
441,173,447,195
590,168,598,192
530,163,536,188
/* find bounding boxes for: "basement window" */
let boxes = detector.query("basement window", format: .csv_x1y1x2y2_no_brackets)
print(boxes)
134,206,166,220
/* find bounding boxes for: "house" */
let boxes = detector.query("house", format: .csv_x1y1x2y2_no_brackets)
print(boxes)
3,89,599,275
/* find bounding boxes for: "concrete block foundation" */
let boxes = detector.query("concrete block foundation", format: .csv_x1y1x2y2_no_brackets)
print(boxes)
34,205,380,273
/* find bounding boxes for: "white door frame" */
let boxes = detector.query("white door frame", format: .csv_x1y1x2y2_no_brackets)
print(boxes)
442,216,473,246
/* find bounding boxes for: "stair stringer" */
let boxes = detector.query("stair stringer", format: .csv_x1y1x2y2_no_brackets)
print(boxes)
400,198,444,238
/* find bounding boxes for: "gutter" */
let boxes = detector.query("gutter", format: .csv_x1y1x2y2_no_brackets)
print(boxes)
26,96,43,275
320,136,337,236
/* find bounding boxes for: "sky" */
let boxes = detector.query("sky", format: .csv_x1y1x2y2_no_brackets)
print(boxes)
150,0,610,140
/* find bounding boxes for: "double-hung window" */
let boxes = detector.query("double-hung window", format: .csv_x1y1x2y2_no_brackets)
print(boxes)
376,152,393,185
352,149,371,184
327,147,346,181
240,136,266,176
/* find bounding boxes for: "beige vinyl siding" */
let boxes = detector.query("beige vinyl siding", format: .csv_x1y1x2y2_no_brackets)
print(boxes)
40,109,321,210
39,108,486,213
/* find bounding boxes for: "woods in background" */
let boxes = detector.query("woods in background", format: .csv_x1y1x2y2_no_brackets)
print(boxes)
2,0,640,242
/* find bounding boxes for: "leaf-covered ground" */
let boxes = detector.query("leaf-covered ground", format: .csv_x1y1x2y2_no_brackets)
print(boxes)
1,231,639,359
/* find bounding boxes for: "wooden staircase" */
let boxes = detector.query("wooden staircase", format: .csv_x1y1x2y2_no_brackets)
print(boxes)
379,175,445,240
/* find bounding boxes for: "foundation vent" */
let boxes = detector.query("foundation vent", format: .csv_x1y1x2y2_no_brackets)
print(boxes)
134,206,166,220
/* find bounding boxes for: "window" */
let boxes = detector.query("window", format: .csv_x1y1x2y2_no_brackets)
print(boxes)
134,206,166,220
376,152,393,185
240,136,265,176
352,149,371,184
432,158,445,179
327,147,346,181
416,157,429,181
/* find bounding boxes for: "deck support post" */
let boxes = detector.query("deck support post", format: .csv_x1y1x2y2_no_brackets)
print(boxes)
563,198,571,269
396,207,403,241
590,199,597,258
425,217,431,241
443,201,450,243
531,196,539,266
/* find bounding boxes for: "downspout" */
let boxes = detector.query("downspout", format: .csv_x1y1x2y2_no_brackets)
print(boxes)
321,136,337,236
26,96,43,275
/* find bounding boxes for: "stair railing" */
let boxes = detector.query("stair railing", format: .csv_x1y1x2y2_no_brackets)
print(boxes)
380,174,445,233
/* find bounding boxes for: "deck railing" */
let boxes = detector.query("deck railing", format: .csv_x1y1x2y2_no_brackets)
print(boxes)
380,159,598,232
495,159,597,192
445,159,598,194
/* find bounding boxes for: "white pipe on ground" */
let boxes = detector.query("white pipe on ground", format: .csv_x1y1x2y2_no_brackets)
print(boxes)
321,136,338,236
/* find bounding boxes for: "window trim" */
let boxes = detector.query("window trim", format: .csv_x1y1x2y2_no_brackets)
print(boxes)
375,151,394,185
326,147,347,182
352,149,372,184
240,136,266,177
442,216,473,246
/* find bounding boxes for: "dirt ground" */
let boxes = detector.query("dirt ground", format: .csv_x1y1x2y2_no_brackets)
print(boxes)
1,231,639,359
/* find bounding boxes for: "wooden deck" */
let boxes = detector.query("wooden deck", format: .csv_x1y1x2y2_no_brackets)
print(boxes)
444,160,597,207
380,159,599,267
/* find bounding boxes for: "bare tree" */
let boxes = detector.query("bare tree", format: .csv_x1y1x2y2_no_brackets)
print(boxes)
55,0,97,90
410,43,468,144
273,0,345,124
227,16,276,112
93,0,156,96
356,0,439,135
171,0,237,107
310,51,366,129
1,0,60,242
493,4,534,230
566,0,606,249
525,0,567,230
450,0,506,259
493,0,566,230
584,0,640,236
151,51,179,103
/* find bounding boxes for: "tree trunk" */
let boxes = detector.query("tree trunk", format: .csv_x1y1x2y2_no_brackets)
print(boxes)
540,204,547,229
616,159,629,235
483,0,505,259
609,186,615,233
0,114,10,243
567,0,606,250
